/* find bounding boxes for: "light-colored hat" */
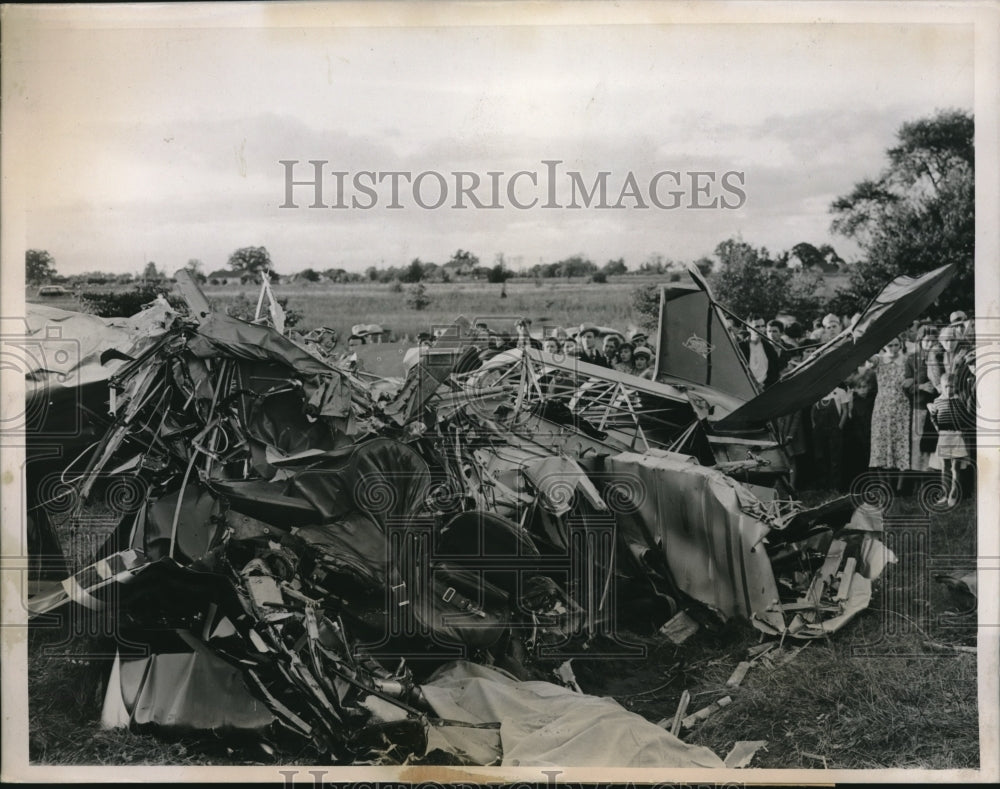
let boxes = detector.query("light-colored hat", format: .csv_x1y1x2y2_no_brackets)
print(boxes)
949,310,968,324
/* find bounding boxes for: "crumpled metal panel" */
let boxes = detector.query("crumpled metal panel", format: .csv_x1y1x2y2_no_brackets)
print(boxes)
716,263,956,427
602,450,784,633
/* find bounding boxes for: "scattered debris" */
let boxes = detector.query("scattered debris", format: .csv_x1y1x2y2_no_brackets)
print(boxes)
681,695,732,730
659,610,700,645
724,739,768,768
24,264,948,765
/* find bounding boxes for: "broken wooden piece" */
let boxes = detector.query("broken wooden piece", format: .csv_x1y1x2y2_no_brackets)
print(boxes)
669,689,691,736
725,661,751,688
681,695,731,729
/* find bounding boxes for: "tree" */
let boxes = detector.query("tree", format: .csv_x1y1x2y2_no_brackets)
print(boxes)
709,238,790,319
401,258,425,283
447,249,480,271
631,284,661,331
830,109,973,315
406,283,431,311
300,267,321,282
602,257,627,276
26,250,57,284
555,254,597,279
693,257,714,276
228,246,275,281
142,261,162,281
184,258,207,284
486,262,511,284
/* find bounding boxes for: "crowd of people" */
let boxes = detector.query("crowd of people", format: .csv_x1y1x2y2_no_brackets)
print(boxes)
337,306,977,504
739,309,978,503
416,320,660,379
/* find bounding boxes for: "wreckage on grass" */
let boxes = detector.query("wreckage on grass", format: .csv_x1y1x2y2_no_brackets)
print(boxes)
23,264,953,765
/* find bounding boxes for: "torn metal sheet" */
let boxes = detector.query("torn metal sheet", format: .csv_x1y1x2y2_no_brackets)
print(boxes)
602,450,786,633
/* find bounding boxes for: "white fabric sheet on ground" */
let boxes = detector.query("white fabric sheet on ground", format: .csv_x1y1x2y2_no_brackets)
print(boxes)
420,661,723,768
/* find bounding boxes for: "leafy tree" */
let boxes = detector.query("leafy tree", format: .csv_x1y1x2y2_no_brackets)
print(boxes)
486,262,511,283
591,271,608,284
709,238,790,319
184,258,207,284
401,258,425,283
81,283,183,318
555,254,597,279
693,257,713,276
602,258,627,276
631,284,661,331
783,270,826,320
830,109,973,314
228,246,275,281
26,250,57,284
300,268,321,282
406,283,431,311
447,249,480,269
142,261,162,281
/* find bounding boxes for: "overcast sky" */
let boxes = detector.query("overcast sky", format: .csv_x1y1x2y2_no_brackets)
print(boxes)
3,4,976,276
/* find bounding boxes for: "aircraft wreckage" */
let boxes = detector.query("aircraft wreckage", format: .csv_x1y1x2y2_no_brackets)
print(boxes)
22,264,954,766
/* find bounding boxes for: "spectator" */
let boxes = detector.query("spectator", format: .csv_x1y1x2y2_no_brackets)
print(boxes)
515,318,542,350
541,337,560,354
628,329,651,352
602,334,622,362
562,337,580,357
903,324,940,475
613,342,636,375
783,320,805,351
929,321,975,504
819,313,842,344
340,333,366,374
739,315,781,388
577,325,610,367
811,381,852,491
844,360,878,486
632,346,654,379
868,336,910,490
766,319,790,372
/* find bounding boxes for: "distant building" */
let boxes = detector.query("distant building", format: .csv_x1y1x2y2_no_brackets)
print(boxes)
207,269,242,286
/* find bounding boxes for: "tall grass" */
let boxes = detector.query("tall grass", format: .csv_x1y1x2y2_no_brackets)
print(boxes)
204,278,649,340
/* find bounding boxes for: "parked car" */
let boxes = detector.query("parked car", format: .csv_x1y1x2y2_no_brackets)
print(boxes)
36,285,70,297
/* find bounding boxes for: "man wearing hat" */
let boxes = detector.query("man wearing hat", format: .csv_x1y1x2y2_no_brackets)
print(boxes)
577,324,610,367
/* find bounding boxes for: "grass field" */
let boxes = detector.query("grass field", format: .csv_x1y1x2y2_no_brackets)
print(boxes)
27,271,853,343
27,490,979,769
